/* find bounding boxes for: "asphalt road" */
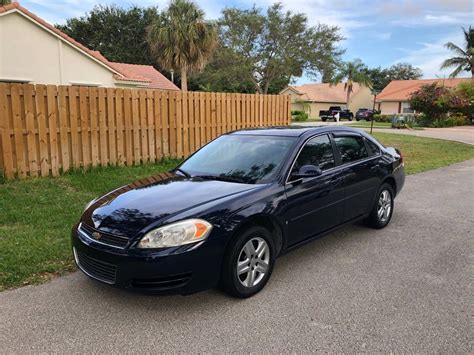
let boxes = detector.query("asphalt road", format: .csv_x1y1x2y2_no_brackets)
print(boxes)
1,160,473,353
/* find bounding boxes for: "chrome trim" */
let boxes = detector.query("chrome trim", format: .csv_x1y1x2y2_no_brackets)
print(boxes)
73,247,116,285
77,223,127,250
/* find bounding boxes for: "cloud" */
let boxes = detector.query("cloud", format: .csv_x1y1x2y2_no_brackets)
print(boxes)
392,32,471,78
373,32,392,41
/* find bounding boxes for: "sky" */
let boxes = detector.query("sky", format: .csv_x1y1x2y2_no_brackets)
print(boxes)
19,0,473,83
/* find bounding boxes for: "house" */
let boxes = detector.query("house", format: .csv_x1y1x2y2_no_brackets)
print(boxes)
0,2,179,90
376,78,471,114
280,83,374,119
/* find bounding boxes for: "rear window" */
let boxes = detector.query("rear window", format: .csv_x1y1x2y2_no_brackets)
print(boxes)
334,136,368,164
365,138,381,156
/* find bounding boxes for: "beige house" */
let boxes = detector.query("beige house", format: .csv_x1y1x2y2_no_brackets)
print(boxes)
280,83,374,119
376,78,471,114
0,2,178,90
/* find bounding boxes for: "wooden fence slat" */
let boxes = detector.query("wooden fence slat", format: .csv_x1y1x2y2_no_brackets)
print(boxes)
175,91,183,158
79,86,90,168
182,92,189,157
123,89,133,165
154,91,163,160
146,90,156,163
161,91,170,157
169,91,177,157
46,85,59,175
0,84,14,178
188,92,195,153
97,88,108,165
139,90,148,162
68,86,80,168
89,87,99,167
23,84,38,176
131,89,141,164
35,85,49,176
107,88,117,165
11,84,26,177
116,89,125,166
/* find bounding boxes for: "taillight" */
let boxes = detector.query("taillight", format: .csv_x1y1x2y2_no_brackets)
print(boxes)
398,150,403,164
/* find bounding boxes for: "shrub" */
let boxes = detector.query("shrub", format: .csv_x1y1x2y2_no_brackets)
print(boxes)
373,114,392,122
291,110,309,122
409,82,472,125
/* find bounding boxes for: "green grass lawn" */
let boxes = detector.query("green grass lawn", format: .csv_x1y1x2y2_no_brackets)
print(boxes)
1,134,474,291
348,121,392,128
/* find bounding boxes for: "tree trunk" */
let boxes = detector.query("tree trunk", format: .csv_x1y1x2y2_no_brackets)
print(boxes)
180,66,188,92
346,87,351,110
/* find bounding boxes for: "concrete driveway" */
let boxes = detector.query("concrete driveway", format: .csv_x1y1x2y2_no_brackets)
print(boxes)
295,121,474,145
1,160,473,353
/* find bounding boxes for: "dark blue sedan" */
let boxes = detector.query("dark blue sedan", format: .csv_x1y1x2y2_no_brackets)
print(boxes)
73,126,405,298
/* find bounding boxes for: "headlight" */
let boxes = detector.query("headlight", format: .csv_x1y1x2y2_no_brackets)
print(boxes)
83,198,97,212
138,219,212,249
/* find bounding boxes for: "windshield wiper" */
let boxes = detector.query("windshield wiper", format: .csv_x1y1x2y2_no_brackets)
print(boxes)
174,168,191,178
193,175,246,184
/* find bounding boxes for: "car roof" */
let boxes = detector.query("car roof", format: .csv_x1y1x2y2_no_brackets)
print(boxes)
228,125,366,138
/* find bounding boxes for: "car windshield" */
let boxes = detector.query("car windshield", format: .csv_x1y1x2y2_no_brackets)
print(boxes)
179,134,296,184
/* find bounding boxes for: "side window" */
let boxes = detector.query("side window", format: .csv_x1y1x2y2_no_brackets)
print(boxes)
364,138,381,156
334,136,368,164
292,135,335,174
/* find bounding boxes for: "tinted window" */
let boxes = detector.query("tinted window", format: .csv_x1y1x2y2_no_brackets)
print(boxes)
365,138,380,156
334,136,368,163
292,135,335,174
179,134,295,184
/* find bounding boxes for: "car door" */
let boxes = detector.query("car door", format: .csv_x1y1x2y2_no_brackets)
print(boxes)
283,134,345,246
332,133,380,222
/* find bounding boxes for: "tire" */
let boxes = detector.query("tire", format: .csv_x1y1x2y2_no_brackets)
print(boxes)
321,117,327,122
348,115,353,121
221,226,275,298
356,117,360,121
365,183,394,229
333,117,337,122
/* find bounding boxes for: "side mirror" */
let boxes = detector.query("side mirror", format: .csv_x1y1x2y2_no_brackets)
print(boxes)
291,164,322,179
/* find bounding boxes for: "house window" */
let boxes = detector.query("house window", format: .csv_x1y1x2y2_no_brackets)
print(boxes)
401,102,414,113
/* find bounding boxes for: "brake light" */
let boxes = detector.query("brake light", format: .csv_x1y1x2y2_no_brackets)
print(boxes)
398,151,403,164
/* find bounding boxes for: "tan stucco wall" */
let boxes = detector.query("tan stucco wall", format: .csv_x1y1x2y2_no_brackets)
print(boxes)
380,101,400,114
0,11,117,87
349,86,374,113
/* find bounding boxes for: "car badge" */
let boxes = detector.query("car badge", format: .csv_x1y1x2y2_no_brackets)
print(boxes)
91,231,102,240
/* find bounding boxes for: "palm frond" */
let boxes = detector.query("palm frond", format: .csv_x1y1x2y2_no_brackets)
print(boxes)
444,42,467,57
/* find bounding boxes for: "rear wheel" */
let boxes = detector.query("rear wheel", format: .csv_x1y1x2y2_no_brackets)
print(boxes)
356,117,360,121
365,183,394,229
221,226,275,298
321,117,327,122
348,115,353,121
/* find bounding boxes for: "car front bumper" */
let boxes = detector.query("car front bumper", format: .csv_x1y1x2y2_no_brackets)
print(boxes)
71,224,227,295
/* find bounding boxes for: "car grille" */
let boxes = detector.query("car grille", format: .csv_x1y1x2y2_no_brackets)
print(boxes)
74,248,117,284
79,223,130,249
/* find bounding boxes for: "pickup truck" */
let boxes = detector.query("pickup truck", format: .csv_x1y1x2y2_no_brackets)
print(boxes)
319,106,354,122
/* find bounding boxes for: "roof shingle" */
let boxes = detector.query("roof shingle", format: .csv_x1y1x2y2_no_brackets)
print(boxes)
286,83,363,103
377,78,472,101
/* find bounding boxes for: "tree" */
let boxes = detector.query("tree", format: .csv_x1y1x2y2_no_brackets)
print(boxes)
57,5,160,67
441,26,474,77
198,4,343,94
362,63,422,93
0,0,11,5
147,0,217,91
332,59,372,109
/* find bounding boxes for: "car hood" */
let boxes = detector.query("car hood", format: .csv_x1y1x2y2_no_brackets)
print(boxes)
81,172,259,236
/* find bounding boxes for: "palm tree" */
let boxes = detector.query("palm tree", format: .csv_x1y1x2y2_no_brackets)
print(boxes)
332,59,372,109
441,26,473,78
147,0,217,91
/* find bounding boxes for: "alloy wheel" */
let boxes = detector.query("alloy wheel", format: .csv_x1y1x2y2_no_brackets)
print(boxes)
236,237,270,288
377,190,392,223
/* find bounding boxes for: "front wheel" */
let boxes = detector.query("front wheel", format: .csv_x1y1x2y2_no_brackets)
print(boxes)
220,226,275,298
365,184,394,229
348,115,353,121
321,117,327,122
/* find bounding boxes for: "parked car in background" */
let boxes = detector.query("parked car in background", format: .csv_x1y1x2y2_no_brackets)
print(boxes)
356,108,377,121
73,126,405,298
319,106,354,122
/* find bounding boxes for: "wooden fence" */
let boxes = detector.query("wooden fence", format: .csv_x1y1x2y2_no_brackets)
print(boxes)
0,83,291,178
